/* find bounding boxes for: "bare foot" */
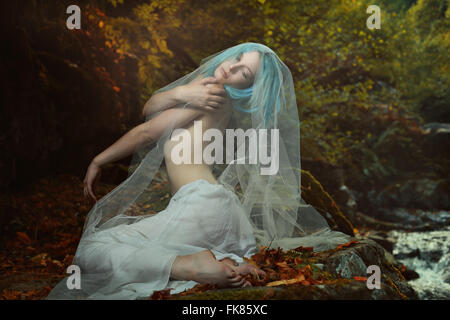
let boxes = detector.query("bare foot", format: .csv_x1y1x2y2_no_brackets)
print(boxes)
227,262,266,287
171,250,248,288
219,257,266,287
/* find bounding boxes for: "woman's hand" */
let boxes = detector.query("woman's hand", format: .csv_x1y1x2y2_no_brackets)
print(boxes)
180,77,229,112
83,160,102,202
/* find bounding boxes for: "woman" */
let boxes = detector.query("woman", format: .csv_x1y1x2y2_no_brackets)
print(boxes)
46,43,350,300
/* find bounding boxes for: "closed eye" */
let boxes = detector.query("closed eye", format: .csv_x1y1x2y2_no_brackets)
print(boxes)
235,54,248,78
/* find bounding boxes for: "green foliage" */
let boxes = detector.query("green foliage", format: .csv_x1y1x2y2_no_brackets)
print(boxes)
99,0,447,193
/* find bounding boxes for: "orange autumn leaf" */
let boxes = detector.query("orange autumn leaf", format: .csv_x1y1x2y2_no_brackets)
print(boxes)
266,276,304,287
149,288,173,300
275,261,289,268
353,276,368,282
296,273,305,282
293,245,314,252
336,240,358,250
16,232,32,245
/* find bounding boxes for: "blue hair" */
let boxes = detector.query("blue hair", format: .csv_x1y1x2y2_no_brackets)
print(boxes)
201,43,282,128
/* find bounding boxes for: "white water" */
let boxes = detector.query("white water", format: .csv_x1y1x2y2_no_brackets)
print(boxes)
390,225,450,300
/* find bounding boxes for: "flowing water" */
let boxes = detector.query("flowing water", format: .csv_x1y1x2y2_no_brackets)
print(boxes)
389,216,450,299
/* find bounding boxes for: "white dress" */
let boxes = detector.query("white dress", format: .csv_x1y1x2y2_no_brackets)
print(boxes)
46,179,258,300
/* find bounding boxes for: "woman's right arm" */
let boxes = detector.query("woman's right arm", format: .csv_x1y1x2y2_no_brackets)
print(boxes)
142,77,228,117
142,86,184,118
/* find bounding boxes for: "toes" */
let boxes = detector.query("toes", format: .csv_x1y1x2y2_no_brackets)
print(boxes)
230,275,242,283
230,277,246,288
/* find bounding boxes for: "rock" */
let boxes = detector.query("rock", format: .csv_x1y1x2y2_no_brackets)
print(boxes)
364,230,396,252
313,238,417,299
402,267,420,281
421,122,450,153
373,179,450,211
172,280,403,300
358,208,450,232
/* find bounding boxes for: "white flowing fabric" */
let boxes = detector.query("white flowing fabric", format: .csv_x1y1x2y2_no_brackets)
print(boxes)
46,179,258,300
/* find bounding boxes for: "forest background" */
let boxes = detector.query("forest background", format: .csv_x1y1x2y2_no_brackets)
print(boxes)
0,0,448,299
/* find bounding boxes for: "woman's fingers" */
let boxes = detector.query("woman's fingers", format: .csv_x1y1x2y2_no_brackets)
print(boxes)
209,95,227,104
207,85,227,97
207,101,220,109
83,179,88,197
200,77,219,86
204,98,226,111
83,161,102,202
86,182,96,202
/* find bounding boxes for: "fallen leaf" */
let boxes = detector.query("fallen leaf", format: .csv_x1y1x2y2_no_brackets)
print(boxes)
16,232,32,245
293,246,314,252
353,276,368,282
336,240,358,250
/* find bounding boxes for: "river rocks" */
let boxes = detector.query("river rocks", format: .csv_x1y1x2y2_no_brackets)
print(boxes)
421,123,450,158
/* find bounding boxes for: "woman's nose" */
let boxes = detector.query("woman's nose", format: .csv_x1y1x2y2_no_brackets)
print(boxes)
228,63,238,73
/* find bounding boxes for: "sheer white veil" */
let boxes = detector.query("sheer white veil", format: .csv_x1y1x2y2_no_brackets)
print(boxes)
78,42,351,252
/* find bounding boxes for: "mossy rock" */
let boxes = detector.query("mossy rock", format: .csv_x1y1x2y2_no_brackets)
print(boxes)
300,170,355,236
170,278,405,300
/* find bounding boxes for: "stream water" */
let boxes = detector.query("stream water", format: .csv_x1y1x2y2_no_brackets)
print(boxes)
389,213,450,299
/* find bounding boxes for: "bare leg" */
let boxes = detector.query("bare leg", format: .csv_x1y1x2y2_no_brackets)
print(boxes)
170,250,265,288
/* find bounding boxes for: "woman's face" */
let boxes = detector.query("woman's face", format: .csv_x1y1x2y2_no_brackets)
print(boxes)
214,51,260,89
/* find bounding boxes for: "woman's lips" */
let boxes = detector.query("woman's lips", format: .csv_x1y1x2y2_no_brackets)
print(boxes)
221,67,228,78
